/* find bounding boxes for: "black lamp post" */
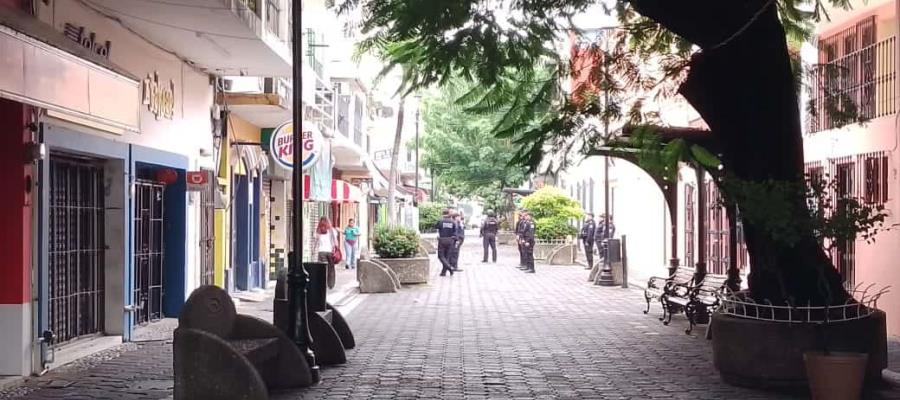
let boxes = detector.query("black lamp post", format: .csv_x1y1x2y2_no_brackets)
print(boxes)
289,0,319,381
595,27,616,287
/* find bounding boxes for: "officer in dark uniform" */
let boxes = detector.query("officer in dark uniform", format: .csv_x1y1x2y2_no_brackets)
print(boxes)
480,210,499,263
579,213,596,269
436,209,459,277
521,212,536,273
451,212,465,271
515,209,527,268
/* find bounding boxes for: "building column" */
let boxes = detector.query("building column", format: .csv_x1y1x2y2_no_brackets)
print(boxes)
695,166,708,279
0,99,34,376
666,182,680,276
726,204,742,291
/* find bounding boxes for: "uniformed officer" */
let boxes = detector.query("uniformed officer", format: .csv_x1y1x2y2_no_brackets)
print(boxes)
521,212,536,273
436,209,458,277
515,209,527,268
480,210,499,263
451,212,465,271
579,213,596,269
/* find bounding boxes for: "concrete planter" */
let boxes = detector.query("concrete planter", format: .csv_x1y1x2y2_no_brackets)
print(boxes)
378,257,430,284
419,238,437,254
711,310,887,390
497,231,516,245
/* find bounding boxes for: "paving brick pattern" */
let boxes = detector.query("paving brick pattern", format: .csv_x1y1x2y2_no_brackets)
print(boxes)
3,240,900,399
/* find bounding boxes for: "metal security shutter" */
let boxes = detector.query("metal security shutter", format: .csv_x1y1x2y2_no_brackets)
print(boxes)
48,156,105,344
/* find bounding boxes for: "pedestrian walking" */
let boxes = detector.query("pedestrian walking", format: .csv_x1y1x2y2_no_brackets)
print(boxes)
480,210,499,263
342,218,360,269
521,212,536,273
451,212,465,271
515,209,527,268
436,209,458,277
579,213,596,269
315,216,340,289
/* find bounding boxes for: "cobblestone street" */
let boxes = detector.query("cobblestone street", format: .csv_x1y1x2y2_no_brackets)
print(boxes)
2,240,899,399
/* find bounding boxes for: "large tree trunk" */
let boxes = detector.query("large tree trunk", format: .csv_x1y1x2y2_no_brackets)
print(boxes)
387,98,405,226
631,0,848,305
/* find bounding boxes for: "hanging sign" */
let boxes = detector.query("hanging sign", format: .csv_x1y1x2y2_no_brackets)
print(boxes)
186,170,212,191
269,121,322,171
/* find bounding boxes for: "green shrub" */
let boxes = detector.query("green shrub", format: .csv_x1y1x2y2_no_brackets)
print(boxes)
373,225,420,258
418,202,444,232
535,216,578,240
522,187,583,240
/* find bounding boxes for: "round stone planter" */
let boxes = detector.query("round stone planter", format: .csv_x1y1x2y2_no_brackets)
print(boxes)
710,310,887,390
496,231,516,245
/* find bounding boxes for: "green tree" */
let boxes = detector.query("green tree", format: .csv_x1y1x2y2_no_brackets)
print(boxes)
340,0,861,306
417,77,538,213
521,187,584,240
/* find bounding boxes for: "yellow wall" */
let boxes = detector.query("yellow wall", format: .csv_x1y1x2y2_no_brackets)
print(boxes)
214,130,232,287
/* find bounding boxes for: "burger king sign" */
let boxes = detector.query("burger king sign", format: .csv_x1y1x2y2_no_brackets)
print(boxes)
269,121,322,171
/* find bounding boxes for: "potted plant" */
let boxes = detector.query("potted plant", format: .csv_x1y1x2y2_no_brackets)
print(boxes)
373,225,430,284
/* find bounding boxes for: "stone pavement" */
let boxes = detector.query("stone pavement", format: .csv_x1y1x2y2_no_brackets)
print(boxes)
3,240,900,399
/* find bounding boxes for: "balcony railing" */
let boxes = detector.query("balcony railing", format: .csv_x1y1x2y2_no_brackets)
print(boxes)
807,36,896,133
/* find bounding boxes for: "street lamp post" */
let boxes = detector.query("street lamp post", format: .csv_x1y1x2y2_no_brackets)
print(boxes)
414,104,420,206
595,28,616,287
290,0,319,381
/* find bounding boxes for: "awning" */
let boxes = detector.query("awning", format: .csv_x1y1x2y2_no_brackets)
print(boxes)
303,177,363,203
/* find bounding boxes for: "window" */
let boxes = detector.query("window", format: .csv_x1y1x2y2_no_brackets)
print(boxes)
863,152,889,204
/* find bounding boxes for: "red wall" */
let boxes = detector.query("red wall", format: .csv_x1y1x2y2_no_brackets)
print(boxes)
0,99,32,305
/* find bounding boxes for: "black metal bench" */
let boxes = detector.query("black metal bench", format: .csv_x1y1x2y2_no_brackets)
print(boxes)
662,273,729,334
644,267,694,320
174,285,313,400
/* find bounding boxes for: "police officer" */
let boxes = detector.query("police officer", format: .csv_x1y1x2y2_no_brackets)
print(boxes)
436,209,458,277
521,212,536,273
579,213,596,269
515,209,527,268
480,210,499,263
451,212,465,271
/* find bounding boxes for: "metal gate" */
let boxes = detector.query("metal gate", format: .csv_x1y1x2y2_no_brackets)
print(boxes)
48,157,105,344
199,172,215,286
133,180,164,325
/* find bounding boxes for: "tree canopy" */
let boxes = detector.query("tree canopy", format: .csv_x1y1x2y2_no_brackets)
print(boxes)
418,76,537,211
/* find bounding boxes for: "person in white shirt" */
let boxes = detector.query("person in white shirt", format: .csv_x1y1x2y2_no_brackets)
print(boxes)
315,216,339,289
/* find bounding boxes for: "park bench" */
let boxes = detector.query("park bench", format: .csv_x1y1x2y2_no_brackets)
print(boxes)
662,273,729,334
644,267,695,319
174,285,313,400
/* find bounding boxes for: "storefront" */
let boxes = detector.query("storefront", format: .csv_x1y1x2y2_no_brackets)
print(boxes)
0,0,214,376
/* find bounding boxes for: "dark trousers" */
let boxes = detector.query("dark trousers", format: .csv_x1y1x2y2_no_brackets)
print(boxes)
524,239,535,271
437,238,455,275
482,235,497,262
583,240,594,268
517,239,524,266
450,238,463,269
317,252,336,289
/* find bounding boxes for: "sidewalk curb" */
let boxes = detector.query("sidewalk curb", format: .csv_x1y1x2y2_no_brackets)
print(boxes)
0,376,25,392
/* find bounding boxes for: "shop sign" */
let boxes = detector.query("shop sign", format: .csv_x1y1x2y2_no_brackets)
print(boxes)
142,72,175,120
269,121,322,171
63,23,111,59
186,170,212,191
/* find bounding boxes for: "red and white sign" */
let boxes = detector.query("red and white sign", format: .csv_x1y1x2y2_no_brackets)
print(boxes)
186,170,212,191
303,176,362,203
270,121,322,171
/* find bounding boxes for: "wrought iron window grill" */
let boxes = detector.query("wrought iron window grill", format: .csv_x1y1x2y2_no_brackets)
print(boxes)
717,283,889,323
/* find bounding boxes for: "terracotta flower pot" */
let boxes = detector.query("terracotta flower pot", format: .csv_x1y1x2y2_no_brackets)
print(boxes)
803,351,868,400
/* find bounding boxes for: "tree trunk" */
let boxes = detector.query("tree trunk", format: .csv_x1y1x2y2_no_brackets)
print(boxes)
387,98,406,226
630,0,848,305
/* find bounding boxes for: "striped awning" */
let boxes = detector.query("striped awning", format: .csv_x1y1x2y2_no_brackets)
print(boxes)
303,176,362,203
